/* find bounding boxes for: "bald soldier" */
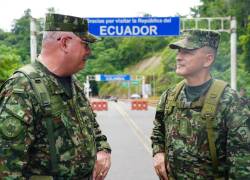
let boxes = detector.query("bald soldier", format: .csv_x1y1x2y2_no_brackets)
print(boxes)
151,30,250,179
0,14,111,179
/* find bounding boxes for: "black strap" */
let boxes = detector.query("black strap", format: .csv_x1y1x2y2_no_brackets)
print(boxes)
15,65,59,174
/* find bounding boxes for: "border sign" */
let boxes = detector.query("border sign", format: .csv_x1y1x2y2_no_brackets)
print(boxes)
95,74,131,81
87,17,180,37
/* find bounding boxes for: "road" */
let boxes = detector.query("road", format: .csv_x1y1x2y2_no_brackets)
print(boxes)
95,100,158,180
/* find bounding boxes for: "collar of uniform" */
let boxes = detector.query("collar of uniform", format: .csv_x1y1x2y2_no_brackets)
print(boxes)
33,60,67,95
184,78,213,102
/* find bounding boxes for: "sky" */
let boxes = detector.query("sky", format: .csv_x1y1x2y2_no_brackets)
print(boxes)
0,0,201,32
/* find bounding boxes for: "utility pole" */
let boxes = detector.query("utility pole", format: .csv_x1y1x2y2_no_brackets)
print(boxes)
141,76,146,98
85,75,90,99
85,75,96,99
230,17,237,90
128,80,131,99
153,73,156,96
182,17,237,90
30,17,37,63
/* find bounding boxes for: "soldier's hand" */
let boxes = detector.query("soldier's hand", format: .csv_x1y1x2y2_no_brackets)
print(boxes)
153,153,169,180
93,151,111,180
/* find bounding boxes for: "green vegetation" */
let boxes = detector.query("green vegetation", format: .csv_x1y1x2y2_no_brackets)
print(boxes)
0,44,21,82
1,1,250,96
0,9,43,84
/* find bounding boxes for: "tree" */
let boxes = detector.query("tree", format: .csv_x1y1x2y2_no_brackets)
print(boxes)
239,18,250,72
0,44,21,82
11,9,32,64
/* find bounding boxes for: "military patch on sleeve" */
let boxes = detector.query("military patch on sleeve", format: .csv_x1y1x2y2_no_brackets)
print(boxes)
0,118,22,138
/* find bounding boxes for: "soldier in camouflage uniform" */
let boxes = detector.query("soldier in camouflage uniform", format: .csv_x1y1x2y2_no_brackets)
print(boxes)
151,30,250,179
0,13,111,180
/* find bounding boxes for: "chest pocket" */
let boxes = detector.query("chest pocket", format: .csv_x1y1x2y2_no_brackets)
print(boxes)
77,96,96,139
70,95,97,160
50,94,68,118
165,108,204,140
48,95,97,166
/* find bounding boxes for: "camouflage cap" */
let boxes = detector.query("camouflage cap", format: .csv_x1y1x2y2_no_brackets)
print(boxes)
169,29,220,50
44,13,98,43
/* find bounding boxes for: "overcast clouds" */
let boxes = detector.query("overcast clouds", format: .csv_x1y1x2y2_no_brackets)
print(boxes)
0,0,201,31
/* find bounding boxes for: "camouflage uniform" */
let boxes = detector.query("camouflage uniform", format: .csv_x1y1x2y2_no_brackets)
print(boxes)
240,96,250,108
151,30,250,179
239,89,250,108
0,14,110,179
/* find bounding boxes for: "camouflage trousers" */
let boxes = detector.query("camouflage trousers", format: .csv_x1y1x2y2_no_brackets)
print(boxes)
29,174,93,180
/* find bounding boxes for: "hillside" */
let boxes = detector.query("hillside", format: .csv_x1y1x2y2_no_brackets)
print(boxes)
98,48,175,98
127,55,162,75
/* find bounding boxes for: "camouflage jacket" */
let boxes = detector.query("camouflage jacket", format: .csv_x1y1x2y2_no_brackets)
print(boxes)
240,96,250,108
151,82,250,179
0,62,111,179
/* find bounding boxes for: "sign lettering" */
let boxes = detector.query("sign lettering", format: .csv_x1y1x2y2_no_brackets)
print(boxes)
87,17,180,37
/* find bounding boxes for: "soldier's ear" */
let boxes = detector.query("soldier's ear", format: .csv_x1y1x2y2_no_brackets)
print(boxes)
204,52,215,68
58,36,72,53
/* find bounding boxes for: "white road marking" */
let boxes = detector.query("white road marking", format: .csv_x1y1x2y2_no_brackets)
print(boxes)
112,102,152,155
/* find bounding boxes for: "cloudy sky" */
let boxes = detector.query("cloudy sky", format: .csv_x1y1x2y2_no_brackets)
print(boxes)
0,0,201,31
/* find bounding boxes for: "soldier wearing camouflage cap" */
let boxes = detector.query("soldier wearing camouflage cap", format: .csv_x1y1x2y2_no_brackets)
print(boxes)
0,13,111,179
151,30,250,179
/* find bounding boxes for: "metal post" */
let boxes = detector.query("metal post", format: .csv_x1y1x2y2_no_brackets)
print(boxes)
30,17,37,63
230,17,237,90
153,73,156,96
208,19,211,30
141,76,145,98
195,19,198,29
85,75,90,99
128,80,131,99
136,75,139,94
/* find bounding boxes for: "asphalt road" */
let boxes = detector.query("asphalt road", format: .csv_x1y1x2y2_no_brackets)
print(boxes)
95,101,158,180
